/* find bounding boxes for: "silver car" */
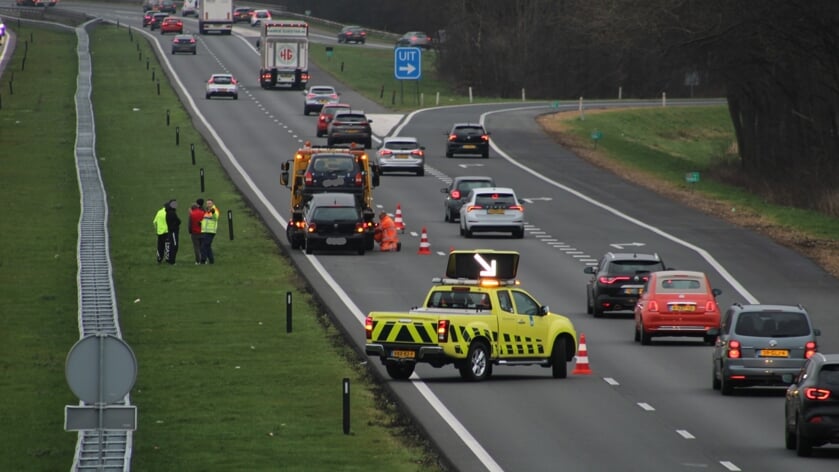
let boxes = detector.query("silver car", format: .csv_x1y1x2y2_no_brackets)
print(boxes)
712,304,821,395
205,73,238,100
376,137,425,176
459,187,525,238
303,85,340,115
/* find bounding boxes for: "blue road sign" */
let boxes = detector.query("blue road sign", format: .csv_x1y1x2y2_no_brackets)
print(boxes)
394,47,422,80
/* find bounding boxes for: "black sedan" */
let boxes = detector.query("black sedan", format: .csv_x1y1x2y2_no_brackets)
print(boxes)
785,353,839,456
338,25,367,44
171,34,197,55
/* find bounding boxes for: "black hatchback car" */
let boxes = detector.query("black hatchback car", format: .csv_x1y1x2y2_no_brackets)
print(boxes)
338,25,367,44
303,193,366,255
395,31,433,49
446,123,490,158
171,34,197,55
584,252,667,317
785,353,839,456
327,111,373,148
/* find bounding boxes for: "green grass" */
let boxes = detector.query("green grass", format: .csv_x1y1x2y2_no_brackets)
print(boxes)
557,107,839,241
0,23,439,471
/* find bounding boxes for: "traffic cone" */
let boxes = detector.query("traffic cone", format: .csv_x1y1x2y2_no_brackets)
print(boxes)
394,203,405,233
417,227,431,255
572,333,592,375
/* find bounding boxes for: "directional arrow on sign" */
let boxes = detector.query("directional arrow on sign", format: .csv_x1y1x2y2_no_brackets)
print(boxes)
610,242,646,249
398,63,416,75
521,197,553,204
473,254,497,277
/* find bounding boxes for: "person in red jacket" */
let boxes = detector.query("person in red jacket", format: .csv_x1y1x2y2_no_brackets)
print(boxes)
188,198,205,264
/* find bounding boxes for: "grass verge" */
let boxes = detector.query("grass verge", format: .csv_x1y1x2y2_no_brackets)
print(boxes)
0,23,441,471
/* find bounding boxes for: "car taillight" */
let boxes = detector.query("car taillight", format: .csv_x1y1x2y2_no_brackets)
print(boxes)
361,32,367,36
448,134,457,141
293,220,306,229
190,39,195,43
306,94,316,99
450,189,461,199
727,340,741,359
232,79,238,84
647,300,659,312
355,223,365,233
364,316,374,339
330,94,338,99
466,205,482,212
705,300,717,312
354,172,362,186
207,79,213,84
804,387,831,400
380,150,392,156
411,149,424,156
481,134,489,142
598,276,631,284
304,171,313,185
805,341,817,359
508,205,523,211
437,320,449,342
307,223,316,233
319,115,326,122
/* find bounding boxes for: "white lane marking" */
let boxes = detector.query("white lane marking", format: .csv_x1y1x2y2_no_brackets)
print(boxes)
720,461,741,471
676,429,695,439
604,377,620,386
475,105,759,304
637,402,656,411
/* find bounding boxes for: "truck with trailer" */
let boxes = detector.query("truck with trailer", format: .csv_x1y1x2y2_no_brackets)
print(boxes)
259,21,309,90
198,0,232,35
365,250,579,381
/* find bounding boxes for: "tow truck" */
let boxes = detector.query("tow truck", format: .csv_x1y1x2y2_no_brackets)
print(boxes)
280,142,380,250
365,250,578,381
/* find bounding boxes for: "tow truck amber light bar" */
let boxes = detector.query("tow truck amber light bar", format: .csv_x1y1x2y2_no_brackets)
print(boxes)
431,277,518,286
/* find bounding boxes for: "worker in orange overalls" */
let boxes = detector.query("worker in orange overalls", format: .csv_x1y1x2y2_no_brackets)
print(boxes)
375,210,400,252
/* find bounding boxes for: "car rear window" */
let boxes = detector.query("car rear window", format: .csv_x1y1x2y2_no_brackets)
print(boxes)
212,76,233,84
735,311,811,337
656,277,705,292
309,155,357,173
322,106,349,115
385,141,419,151
455,126,485,135
334,114,367,123
608,260,664,274
474,193,516,207
456,180,494,193
427,291,491,309
312,207,358,221
310,87,334,95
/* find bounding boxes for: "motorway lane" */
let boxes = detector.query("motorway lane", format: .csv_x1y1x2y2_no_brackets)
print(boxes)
63,3,839,470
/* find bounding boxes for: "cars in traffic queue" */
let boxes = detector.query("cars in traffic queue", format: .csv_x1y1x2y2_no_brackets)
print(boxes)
327,110,374,148
142,10,156,27
149,12,170,30
395,31,433,49
181,0,197,17
785,353,839,457
712,303,821,396
160,17,183,34
365,250,578,381
316,103,351,137
441,176,496,222
633,270,722,345
303,85,340,115
459,187,525,238
337,25,367,44
233,7,253,22
250,9,271,27
205,73,238,99
376,136,425,176
446,123,490,158
158,0,176,13
584,252,667,318
171,34,197,55
302,193,367,255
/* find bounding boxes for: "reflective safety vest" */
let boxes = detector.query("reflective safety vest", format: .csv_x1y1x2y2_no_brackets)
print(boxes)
153,207,168,235
379,215,399,251
201,205,219,234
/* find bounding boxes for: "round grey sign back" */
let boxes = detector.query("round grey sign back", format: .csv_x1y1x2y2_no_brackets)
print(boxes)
65,334,137,404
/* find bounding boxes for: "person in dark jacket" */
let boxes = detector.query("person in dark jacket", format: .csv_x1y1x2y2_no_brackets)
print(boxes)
164,199,181,264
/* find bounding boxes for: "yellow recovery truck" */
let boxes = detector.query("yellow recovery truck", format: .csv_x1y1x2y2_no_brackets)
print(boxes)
280,142,380,250
365,250,578,381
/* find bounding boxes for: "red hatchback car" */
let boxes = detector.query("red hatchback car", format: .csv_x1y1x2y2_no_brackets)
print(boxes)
316,103,351,137
160,17,183,34
634,270,722,345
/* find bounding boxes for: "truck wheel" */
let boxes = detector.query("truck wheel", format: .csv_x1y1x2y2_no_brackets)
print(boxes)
459,342,491,381
386,362,415,380
551,336,568,379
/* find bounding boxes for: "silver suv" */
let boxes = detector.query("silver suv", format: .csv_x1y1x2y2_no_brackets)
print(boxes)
711,303,821,395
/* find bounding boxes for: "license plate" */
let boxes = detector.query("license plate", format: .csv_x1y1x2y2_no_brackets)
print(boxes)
392,350,415,359
488,208,505,214
463,144,477,149
394,154,409,159
278,74,293,79
760,349,789,357
319,99,328,103
623,287,641,295
345,129,358,133
670,304,696,312
326,237,346,245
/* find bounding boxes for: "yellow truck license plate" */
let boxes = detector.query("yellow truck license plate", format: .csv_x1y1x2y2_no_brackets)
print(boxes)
392,350,416,359
760,349,789,357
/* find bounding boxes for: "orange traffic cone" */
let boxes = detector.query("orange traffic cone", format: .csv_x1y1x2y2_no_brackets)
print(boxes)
417,227,431,255
394,204,405,233
572,333,592,375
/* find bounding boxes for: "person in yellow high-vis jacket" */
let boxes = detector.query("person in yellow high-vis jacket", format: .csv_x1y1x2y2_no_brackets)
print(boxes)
153,202,169,263
199,199,219,264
